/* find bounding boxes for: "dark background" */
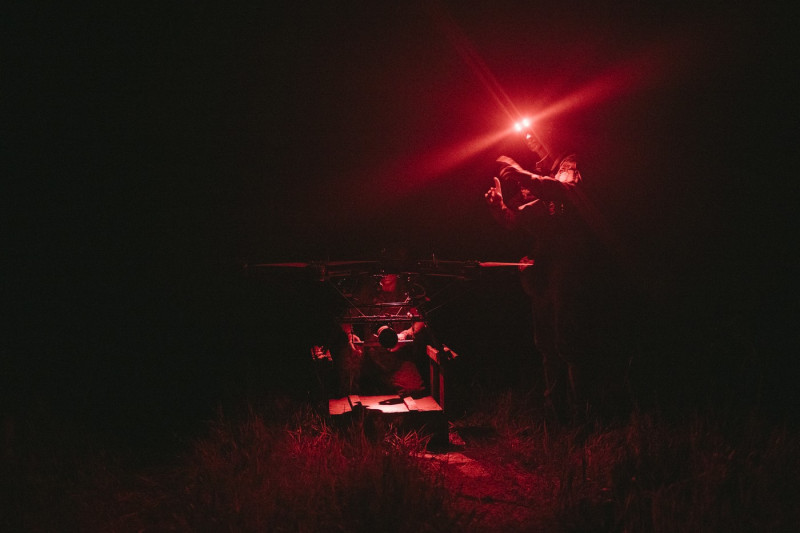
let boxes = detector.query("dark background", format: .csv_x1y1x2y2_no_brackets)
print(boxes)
4,2,797,440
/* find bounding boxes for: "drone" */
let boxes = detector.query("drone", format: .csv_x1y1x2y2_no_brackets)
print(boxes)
245,257,527,344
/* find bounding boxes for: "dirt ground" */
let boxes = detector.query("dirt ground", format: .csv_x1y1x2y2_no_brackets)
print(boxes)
421,430,562,532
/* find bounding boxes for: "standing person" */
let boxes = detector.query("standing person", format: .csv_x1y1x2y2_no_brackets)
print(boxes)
485,153,600,421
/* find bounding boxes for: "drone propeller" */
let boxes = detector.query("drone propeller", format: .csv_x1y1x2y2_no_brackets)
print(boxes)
249,262,311,268
247,260,381,281
477,262,531,268
250,260,378,268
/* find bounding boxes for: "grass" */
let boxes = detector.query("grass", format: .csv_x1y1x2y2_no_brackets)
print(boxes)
3,391,800,532
2,401,471,532
449,389,800,532
3,384,799,532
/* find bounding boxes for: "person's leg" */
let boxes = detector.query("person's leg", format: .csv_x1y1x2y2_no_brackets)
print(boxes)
528,263,569,420
534,292,569,420
554,266,595,422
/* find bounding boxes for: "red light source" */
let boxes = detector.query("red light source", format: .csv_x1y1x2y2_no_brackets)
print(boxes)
513,118,531,132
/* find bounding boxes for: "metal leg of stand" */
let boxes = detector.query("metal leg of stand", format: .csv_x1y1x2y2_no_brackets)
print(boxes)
427,345,447,411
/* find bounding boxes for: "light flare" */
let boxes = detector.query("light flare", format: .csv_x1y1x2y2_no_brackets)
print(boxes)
413,128,513,180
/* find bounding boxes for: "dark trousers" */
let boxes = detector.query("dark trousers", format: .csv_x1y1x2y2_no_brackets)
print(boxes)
523,259,595,419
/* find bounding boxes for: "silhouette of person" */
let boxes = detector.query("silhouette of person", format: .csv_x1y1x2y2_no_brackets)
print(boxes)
486,153,600,420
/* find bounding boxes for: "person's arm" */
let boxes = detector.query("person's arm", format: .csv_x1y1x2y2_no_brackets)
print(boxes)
387,320,424,352
497,156,574,202
523,175,574,201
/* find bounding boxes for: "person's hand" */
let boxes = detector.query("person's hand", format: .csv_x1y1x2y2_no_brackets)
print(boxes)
484,176,504,208
348,333,363,356
311,345,332,361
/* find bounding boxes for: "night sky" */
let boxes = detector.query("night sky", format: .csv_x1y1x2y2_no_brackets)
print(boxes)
5,2,798,431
